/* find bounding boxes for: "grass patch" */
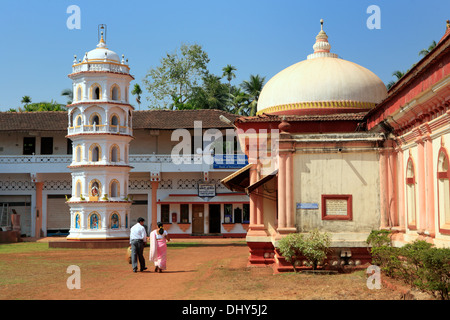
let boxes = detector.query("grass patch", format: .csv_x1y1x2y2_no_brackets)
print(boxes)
0,242,49,254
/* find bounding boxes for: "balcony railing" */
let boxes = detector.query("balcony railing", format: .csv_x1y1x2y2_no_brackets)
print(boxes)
72,63,130,75
68,125,132,136
0,154,248,172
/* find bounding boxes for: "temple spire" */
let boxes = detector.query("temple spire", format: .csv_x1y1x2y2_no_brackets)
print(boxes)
307,19,338,60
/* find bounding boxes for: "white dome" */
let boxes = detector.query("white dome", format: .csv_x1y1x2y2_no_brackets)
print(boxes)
257,21,387,116
83,36,121,63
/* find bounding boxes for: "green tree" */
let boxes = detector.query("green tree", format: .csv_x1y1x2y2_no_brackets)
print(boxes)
21,96,32,108
23,101,66,112
386,70,406,90
222,64,237,87
143,43,210,109
189,74,230,111
61,88,73,105
239,74,265,116
418,40,437,57
131,83,143,110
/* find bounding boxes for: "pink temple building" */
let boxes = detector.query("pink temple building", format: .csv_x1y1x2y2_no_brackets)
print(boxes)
222,20,450,272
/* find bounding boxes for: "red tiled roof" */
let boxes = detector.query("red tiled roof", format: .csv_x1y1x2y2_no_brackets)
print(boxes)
0,109,238,131
235,112,368,123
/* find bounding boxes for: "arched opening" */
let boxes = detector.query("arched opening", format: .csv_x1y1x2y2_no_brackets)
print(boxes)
77,87,82,101
438,148,450,234
406,158,417,230
111,86,119,101
111,145,119,162
76,145,82,162
93,87,100,100
76,115,82,127
111,115,119,126
75,181,82,198
92,115,100,125
92,146,99,162
110,180,119,198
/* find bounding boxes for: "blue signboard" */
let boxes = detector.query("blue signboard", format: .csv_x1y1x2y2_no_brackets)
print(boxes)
297,203,319,210
213,154,248,169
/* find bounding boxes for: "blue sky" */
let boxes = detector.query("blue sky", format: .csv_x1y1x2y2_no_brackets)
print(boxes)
0,0,448,111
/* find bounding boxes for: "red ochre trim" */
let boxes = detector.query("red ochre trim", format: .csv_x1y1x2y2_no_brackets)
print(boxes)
68,71,135,80
66,133,135,140
67,101,135,110
67,164,134,169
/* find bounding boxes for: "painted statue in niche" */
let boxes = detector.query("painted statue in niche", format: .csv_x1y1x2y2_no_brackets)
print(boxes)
91,181,99,197
75,213,81,229
90,213,99,229
111,213,119,229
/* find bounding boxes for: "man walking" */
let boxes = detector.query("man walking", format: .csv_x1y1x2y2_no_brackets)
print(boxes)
130,217,148,272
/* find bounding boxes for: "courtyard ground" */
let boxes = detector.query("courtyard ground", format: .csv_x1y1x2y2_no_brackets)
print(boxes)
0,238,433,301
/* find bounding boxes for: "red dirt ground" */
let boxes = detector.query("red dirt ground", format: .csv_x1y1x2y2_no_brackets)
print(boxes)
0,238,434,300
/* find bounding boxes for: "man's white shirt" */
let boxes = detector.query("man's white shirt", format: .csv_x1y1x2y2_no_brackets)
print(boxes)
130,223,147,243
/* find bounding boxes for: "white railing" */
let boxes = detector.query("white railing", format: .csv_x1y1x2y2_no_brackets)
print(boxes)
0,155,72,164
72,63,130,74
68,125,132,136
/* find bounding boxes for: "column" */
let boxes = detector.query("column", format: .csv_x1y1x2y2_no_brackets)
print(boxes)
416,137,427,232
285,152,294,229
379,150,389,228
277,153,286,229
387,149,398,226
397,147,406,231
424,134,435,237
151,181,159,231
35,182,44,238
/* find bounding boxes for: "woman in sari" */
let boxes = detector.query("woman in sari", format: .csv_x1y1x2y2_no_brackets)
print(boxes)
149,222,170,272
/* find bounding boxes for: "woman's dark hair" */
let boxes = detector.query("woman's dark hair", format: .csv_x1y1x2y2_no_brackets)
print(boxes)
157,221,164,235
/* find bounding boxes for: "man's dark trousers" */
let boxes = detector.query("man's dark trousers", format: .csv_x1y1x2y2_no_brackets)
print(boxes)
131,239,145,271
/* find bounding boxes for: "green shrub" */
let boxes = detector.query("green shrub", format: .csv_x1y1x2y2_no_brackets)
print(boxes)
415,247,450,300
366,230,450,300
278,229,331,271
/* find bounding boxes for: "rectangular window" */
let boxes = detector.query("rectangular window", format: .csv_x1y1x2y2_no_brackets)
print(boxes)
161,204,170,223
180,204,189,223
41,137,53,155
23,137,36,155
243,203,250,223
224,204,233,223
67,139,73,155
321,195,353,220
234,206,242,223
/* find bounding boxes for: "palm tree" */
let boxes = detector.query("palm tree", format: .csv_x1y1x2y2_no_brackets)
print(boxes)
386,70,405,90
418,40,437,57
21,96,32,108
240,74,265,116
131,83,142,110
222,65,237,87
61,88,73,105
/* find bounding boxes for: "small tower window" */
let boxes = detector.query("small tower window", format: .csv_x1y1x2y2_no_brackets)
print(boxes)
110,180,119,198
94,87,100,100
111,115,119,126
92,147,99,162
77,87,82,101
92,115,100,125
112,86,119,101
111,145,119,162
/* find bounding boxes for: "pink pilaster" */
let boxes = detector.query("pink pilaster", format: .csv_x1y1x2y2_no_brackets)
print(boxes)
379,150,389,228
416,137,427,232
277,153,286,229
424,134,435,237
397,147,406,231
285,152,294,228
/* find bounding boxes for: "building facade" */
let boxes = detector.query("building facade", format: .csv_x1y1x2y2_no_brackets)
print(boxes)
0,108,249,239
222,20,450,272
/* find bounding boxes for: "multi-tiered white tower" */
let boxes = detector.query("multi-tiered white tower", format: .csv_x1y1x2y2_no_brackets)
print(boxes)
66,25,134,240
